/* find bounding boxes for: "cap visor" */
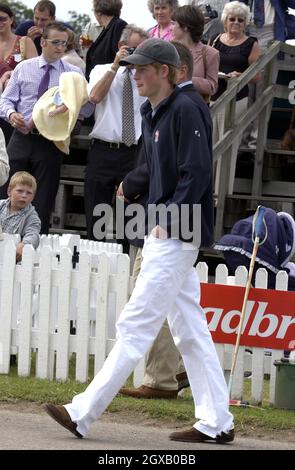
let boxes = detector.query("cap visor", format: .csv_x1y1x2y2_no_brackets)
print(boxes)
119,53,154,66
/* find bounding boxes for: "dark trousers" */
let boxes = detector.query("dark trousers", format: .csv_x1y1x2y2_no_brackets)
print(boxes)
84,139,138,250
0,130,63,234
0,118,13,145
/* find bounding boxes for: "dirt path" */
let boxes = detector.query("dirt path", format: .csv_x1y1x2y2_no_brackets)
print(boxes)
0,401,294,444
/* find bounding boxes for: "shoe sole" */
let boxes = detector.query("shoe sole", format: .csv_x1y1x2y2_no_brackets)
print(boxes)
170,436,234,444
44,404,83,439
170,430,234,444
120,389,177,399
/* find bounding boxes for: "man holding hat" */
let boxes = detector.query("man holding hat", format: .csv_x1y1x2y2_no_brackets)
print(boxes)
45,38,234,444
0,21,85,234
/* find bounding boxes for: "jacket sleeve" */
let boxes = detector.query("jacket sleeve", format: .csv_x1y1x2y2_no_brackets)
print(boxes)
21,209,41,249
167,101,212,208
123,143,149,201
123,162,149,202
192,47,220,96
0,65,21,120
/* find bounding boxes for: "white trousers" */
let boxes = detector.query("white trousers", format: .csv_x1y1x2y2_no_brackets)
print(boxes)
66,236,233,437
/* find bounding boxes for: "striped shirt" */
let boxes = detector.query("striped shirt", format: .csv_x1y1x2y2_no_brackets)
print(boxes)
0,55,83,124
0,199,41,248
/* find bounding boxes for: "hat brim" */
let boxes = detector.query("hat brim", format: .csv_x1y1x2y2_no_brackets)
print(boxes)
32,72,88,154
119,53,155,67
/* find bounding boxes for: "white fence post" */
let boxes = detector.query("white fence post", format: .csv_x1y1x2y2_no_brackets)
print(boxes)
55,248,72,381
93,252,110,375
36,246,54,380
17,245,35,377
0,240,16,373
75,251,91,383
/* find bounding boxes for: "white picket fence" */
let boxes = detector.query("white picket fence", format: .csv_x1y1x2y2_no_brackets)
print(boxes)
0,235,289,404
0,236,129,383
196,262,288,405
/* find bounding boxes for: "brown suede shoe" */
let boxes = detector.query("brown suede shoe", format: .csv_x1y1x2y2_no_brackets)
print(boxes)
44,403,83,438
176,372,190,392
169,427,234,443
119,385,178,399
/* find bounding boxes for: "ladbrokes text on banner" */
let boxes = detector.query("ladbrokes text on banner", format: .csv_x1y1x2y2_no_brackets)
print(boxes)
200,284,295,350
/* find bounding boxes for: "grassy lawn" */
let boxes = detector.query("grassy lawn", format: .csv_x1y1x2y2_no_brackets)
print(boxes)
1,356,295,438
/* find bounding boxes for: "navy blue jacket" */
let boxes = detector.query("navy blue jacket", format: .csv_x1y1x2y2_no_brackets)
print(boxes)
215,208,295,290
272,0,295,40
124,86,214,247
237,0,295,41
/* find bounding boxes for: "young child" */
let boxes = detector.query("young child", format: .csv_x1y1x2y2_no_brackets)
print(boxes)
0,171,41,261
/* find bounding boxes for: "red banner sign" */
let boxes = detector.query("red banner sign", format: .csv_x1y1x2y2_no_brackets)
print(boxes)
200,284,295,350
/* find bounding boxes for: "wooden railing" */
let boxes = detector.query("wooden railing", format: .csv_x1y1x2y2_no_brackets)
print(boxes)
211,41,295,239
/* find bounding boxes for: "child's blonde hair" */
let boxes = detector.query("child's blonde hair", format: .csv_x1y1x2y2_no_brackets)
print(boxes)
8,171,37,194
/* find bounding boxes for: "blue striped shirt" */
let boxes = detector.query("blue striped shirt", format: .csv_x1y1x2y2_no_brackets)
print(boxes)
0,55,83,124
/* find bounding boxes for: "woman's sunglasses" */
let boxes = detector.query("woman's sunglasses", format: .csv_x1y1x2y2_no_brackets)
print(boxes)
228,17,245,23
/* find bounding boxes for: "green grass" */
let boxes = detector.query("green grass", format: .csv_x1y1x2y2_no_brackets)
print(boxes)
1,356,295,437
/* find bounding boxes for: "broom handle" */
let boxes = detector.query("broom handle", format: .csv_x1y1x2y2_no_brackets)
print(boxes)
228,206,266,396
228,239,259,394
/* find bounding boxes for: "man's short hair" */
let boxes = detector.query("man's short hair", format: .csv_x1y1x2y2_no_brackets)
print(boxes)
9,172,37,194
42,21,69,39
120,24,149,44
151,62,178,86
170,40,193,79
34,0,56,17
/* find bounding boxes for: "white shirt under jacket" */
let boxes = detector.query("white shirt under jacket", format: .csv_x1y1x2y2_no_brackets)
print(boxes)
88,63,146,143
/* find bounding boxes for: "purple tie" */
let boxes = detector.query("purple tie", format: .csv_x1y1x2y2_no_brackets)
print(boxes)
37,64,53,99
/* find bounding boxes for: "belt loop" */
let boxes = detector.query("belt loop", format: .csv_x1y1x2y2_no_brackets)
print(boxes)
110,142,121,149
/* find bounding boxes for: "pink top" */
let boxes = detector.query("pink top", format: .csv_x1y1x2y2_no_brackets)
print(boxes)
149,23,173,41
190,42,220,96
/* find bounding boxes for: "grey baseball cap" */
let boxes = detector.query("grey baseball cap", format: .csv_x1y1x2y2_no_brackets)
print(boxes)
119,38,180,67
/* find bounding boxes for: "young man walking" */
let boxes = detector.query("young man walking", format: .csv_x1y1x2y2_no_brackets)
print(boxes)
45,38,234,443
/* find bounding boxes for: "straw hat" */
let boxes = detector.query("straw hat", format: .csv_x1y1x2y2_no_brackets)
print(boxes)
32,71,88,154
